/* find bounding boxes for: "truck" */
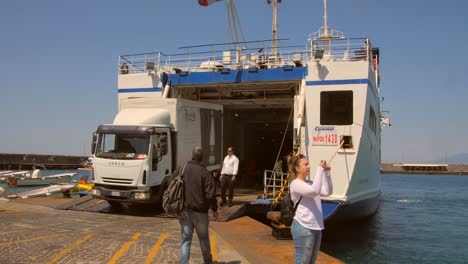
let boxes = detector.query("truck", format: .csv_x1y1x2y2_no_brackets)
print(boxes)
91,98,223,206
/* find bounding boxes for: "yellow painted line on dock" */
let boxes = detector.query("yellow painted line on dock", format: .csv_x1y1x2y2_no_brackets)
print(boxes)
79,199,105,210
108,232,142,264
0,222,83,235
210,234,219,262
0,233,62,246
0,206,21,212
144,232,169,264
0,229,32,235
46,233,95,264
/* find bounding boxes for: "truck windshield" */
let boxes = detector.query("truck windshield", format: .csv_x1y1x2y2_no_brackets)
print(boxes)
95,134,150,160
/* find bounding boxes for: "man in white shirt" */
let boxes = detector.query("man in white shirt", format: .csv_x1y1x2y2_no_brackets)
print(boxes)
219,146,239,207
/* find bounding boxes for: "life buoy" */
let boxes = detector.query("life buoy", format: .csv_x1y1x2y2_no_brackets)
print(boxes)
120,63,129,75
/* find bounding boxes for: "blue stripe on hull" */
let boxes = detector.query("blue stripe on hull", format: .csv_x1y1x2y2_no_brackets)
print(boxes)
322,193,380,222
306,79,369,86
118,87,163,93
170,67,307,85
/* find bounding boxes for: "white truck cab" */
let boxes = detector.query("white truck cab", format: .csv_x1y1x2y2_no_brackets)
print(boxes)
91,99,223,206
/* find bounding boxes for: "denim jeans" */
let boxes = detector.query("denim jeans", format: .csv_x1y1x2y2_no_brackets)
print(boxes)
220,174,235,203
291,219,322,264
179,209,212,264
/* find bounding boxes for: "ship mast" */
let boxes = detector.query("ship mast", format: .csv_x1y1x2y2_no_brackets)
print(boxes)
227,0,246,48
226,0,247,66
323,0,329,37
311,0,344,56
267,0,281,56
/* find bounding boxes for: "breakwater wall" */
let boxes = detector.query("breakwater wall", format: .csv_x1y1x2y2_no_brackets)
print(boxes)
1,153,467,174
0,153,86,170
381,163,468,175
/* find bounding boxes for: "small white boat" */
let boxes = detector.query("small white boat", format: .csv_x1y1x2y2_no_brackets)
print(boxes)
7,184,75,199
2,171,30,184
3,171,30,177
79,156,93,169
7,170,76,187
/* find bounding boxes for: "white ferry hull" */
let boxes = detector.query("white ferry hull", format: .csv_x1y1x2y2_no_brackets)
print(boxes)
304,57,382,221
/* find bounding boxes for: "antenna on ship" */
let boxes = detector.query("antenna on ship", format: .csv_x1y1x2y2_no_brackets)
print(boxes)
313,0,344,40
309,0,344,57
266,0,281,56
323,0,329,37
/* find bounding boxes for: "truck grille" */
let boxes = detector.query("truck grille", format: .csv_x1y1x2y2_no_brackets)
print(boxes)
102,177,134,185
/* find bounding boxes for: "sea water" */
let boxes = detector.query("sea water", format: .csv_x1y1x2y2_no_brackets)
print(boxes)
0,169,92,195
321,174,468,264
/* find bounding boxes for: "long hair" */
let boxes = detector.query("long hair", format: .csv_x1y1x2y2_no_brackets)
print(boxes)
288,153,306,179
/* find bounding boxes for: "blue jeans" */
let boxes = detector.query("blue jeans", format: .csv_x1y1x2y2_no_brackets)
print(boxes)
220,174,235,203
291,219,322,264
179,209,212,264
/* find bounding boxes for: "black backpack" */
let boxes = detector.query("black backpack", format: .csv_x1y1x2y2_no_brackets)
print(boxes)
162,162,187,215
280,191,303,226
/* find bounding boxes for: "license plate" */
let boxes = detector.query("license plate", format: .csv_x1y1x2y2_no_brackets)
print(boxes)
110,191,121,197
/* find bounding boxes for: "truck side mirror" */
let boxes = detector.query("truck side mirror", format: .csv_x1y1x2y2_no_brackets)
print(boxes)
159,134,168,156
91,132,97,155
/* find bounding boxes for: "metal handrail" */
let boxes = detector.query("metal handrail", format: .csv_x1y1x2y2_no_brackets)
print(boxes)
263,170,288,199
117,37,374,75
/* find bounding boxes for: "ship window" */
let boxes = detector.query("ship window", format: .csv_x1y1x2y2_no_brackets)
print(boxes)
320,91,353,125
369,106,377,133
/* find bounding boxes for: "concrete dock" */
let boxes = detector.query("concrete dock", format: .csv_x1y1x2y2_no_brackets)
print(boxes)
0,196,343,263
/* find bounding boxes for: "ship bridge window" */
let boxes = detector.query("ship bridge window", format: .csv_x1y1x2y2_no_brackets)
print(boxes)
320,91,353,125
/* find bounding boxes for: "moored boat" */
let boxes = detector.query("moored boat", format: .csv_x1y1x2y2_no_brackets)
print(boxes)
7,183,75,199
78,156,93,170
7,169,76,187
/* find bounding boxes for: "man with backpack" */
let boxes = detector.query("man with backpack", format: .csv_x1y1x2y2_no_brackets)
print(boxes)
177,146,218,264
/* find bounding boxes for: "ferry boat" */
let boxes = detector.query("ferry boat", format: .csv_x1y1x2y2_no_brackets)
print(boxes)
114,0,386,221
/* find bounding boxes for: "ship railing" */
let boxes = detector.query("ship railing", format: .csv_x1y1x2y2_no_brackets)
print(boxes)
118,40,312,75
309,27,345,40
262,169,289,200
310,37,376,64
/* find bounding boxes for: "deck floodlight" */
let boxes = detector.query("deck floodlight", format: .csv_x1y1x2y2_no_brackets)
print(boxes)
314,49,324,60
146,62,155,70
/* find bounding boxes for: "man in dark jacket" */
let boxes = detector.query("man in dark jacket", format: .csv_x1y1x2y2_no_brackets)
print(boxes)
179,146,218,264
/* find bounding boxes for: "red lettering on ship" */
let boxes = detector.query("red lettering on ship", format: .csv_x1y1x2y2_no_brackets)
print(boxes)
313,134,338,144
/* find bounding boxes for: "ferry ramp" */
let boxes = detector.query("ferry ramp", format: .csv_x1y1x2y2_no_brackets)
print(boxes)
55,194,248,222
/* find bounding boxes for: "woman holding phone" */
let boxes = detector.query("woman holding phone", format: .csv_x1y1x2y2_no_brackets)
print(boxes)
289,154,333,264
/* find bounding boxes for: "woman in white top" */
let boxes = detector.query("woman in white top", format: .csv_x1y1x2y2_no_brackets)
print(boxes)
289,154,333,264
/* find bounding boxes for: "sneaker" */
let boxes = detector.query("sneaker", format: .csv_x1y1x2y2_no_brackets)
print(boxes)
219,201,227,207
228,201,233,207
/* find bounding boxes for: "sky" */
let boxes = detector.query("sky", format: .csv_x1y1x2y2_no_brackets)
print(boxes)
1,0,467,163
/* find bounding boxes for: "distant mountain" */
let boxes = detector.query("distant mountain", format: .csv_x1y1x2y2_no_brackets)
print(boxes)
431,153,468,164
